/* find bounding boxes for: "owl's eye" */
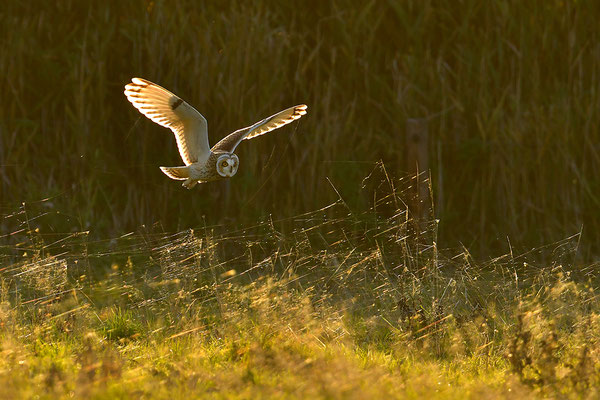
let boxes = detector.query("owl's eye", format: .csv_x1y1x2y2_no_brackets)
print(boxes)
221,161,228,168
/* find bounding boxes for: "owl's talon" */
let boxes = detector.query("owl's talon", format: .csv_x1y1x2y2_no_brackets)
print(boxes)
180,178,197,189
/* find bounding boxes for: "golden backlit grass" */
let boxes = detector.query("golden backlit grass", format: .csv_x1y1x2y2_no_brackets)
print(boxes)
1,1,599,254
1,196,599,399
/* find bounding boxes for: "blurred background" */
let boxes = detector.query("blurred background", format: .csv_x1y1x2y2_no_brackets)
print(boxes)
1,0,599,257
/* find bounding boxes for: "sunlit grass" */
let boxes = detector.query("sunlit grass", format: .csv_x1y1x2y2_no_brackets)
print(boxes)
1,193,599,398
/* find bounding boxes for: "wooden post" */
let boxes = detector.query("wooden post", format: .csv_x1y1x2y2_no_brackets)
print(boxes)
405,118,431,223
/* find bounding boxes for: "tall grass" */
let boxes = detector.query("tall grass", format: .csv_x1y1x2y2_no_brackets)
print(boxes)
1,180,598,398
1,1,599,255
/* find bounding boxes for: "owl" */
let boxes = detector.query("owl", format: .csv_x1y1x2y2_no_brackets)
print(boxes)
124,78,307,189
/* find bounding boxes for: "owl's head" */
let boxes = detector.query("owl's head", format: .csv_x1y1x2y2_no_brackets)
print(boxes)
216,153,239,178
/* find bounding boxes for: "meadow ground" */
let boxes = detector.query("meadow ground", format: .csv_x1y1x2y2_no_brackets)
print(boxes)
1,194,599,399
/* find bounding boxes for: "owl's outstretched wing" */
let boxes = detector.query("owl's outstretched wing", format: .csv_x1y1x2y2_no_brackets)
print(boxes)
211,105,307,153
124,78,210,165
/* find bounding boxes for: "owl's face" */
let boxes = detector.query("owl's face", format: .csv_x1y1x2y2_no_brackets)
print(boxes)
216,153,239,178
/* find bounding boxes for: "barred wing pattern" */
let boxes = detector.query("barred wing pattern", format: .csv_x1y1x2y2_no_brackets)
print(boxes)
124,78,210,165
211,105,307,153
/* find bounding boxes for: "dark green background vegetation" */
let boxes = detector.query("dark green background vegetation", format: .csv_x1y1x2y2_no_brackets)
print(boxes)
1,0,599,256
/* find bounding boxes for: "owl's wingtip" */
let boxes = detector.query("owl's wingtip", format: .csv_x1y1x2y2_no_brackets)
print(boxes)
295,104,308,116
131,77,147,85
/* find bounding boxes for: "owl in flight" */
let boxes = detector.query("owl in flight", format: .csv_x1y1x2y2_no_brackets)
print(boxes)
124,78,307,189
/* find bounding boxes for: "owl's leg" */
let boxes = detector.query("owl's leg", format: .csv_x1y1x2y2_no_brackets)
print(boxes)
182,179,198,190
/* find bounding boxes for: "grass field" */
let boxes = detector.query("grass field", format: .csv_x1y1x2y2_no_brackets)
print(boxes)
2,1,600,398
2,192,599,399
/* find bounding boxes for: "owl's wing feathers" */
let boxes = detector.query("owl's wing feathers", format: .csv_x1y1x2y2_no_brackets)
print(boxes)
211,105,307,153
124,78,210,165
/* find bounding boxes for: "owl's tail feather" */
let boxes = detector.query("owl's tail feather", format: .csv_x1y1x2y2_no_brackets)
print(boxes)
160,166,189,180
